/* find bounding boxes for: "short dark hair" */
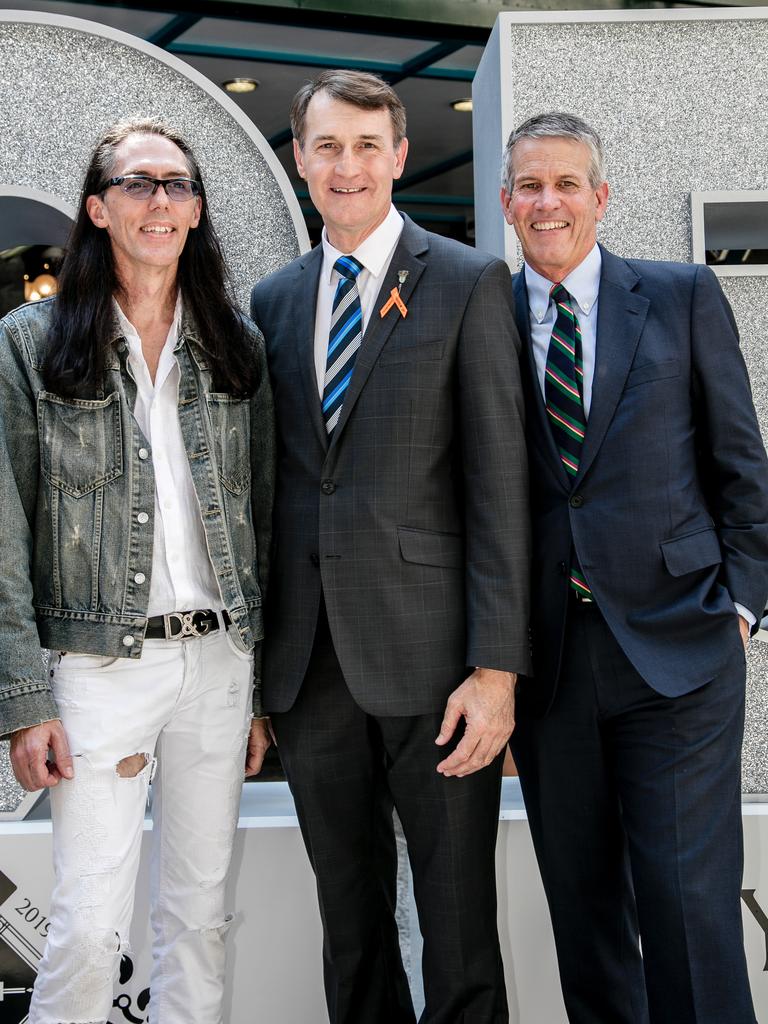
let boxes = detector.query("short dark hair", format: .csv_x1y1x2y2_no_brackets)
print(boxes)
290,70,407,148
502,112,605,192
43,117,258,397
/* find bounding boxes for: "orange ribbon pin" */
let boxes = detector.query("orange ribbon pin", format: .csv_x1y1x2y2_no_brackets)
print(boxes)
379,287,408,319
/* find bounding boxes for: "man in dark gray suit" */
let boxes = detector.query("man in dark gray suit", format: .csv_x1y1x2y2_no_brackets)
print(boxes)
500,111,768,1023
250,70,530,1023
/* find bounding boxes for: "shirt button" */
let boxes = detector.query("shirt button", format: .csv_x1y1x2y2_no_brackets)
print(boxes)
134,572,146,584
138,447,149,460
321,479,336,495
122,635,135,647
137,511,149,524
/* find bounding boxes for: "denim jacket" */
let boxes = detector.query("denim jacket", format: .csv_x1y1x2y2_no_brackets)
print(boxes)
0,297,274,734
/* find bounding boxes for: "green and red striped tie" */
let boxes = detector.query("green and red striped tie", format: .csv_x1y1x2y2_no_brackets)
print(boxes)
545,283,591,600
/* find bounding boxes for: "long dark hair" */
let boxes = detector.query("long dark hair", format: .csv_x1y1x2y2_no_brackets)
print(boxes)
43,117,257,396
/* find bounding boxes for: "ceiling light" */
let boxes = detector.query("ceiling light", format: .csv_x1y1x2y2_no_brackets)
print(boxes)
223,78,259,94
25,273,58,303
451,98,472,113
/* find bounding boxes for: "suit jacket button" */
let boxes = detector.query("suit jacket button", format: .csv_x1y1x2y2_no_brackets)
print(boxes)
310,553,320,567
569,494,584,509
321,479,336,495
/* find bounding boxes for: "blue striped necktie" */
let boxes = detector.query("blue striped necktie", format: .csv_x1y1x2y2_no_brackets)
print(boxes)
322,255,364,434
545,283,592,600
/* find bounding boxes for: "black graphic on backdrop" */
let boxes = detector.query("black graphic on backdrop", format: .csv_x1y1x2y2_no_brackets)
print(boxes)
0,868,151,1022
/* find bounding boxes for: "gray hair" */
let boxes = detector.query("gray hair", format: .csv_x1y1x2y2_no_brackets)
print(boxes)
501,112,605,191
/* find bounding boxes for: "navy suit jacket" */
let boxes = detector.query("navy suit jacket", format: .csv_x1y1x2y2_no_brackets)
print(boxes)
252,215,531,716
515,246,768,711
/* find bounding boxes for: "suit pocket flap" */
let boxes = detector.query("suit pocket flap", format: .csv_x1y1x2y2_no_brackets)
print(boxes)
398,526,463,568
660,527,722,577
379,340,445,365
625,358,680,389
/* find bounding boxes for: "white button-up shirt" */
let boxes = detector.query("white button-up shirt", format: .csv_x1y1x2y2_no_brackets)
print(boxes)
313,204,404,395
115,298,221,616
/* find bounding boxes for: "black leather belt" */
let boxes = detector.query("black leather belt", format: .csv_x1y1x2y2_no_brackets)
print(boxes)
145,609,230,640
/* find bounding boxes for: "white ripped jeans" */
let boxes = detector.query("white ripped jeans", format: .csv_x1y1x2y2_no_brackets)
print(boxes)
29,626,254,1024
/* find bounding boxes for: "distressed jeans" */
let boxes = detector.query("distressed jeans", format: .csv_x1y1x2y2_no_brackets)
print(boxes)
28,626,254,1024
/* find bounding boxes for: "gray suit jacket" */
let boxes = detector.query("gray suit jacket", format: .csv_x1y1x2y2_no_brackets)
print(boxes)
251,214,531,716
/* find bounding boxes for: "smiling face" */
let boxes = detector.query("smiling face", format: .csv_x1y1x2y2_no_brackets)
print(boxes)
294,91,408,252
85,132,201,280
500,136,608,283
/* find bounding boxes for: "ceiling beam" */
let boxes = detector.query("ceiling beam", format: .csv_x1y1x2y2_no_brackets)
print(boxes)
135,0,684,31
56,0,490,43
396,41,465,78
414,66,474,81
393,149,473,193
168,41,411,73
166,41,475,81
146,13,201,46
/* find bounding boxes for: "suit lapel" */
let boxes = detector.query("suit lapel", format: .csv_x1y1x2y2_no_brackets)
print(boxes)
513,271,571,490
294,246,328,452
575,248,649,484
329,216,427,448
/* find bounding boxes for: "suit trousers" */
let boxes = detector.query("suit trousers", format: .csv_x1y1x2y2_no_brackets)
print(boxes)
511,599,755,1024
271,602,508,1024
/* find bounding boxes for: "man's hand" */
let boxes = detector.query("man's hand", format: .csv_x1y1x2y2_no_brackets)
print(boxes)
10,720,73,791
244,717,272,777
739,615,750,649
435,668,516,777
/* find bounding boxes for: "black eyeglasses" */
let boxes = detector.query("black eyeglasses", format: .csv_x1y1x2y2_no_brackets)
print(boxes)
103,175,201,202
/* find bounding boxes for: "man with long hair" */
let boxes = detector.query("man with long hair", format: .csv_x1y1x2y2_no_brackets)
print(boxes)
0,118,274,1022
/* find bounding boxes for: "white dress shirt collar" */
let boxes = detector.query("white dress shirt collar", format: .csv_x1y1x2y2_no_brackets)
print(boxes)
524,243,602,323
320,204,404,284
114,293,184,392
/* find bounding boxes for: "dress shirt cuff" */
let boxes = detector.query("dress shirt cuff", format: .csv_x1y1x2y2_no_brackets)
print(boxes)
734,603,756,629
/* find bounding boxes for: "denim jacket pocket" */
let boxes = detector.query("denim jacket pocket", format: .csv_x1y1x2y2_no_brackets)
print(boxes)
206,394,251,494
37,391,123,497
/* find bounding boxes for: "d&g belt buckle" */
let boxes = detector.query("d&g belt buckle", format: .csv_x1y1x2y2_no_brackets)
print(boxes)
163,610,213,640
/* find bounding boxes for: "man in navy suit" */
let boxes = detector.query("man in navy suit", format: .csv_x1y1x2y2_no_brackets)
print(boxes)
500,111,768,1023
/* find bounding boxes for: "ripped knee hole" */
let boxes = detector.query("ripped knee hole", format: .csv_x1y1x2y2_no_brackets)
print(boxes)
116,753,150,778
